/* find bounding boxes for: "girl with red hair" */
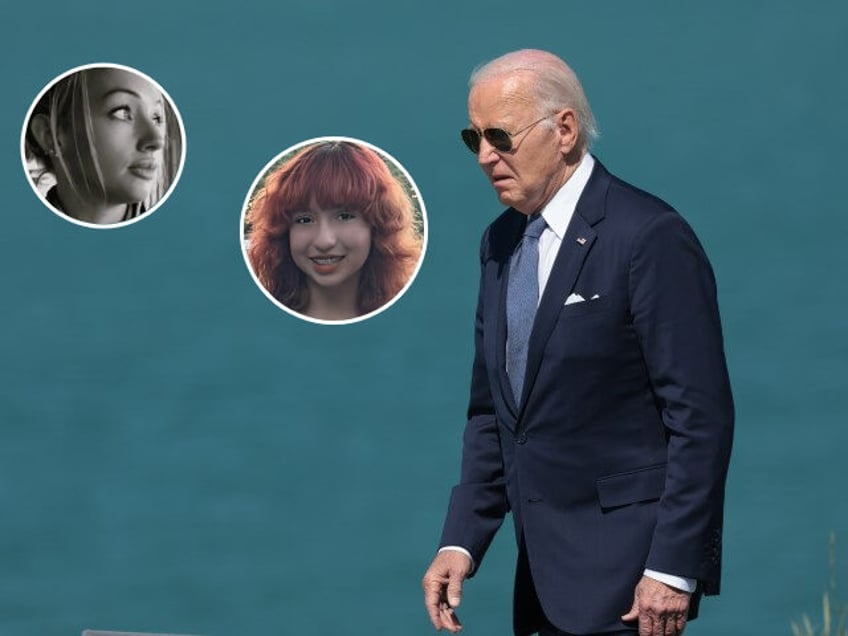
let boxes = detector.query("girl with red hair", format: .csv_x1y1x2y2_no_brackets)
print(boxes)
245,140,424,322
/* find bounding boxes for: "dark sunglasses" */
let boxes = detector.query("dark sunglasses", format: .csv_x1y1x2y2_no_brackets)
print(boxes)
460,114,554,154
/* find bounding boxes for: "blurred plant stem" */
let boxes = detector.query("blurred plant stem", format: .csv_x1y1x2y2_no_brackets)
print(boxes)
792,532,847,636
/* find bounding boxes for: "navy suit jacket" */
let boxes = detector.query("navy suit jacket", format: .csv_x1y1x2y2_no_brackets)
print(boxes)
439,159,734,635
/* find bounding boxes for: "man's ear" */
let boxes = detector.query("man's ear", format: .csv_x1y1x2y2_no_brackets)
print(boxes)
555,108,580,156
29,114,56,155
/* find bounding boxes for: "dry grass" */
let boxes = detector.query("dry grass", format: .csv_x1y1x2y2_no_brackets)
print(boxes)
792,532,847,636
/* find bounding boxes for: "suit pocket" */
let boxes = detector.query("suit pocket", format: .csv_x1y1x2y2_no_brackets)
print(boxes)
596,463,666,510
559,295,613,319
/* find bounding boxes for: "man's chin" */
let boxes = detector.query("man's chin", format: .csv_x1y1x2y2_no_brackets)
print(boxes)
496,185,544,214
497,194,532,214
496,190,519,209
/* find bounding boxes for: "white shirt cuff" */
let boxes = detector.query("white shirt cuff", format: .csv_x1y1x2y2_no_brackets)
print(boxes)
643,569,697,593
438,546,476,574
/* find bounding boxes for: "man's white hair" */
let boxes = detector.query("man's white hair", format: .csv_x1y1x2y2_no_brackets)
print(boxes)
470,49,599,151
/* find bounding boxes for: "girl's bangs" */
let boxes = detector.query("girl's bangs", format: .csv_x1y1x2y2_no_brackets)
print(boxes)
276,143,383,218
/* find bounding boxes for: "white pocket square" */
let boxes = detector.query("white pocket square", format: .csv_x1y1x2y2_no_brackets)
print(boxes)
565,293,601,305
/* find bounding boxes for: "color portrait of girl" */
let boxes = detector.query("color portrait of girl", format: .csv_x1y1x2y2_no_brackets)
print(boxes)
244,139,425,323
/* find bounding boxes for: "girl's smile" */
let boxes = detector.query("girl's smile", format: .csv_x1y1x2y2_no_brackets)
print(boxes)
309,255,346,274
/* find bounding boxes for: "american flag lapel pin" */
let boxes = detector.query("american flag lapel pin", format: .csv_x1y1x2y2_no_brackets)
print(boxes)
576,237,587,245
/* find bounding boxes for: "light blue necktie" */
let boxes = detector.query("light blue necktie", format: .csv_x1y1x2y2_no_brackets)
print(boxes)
507,213,547,405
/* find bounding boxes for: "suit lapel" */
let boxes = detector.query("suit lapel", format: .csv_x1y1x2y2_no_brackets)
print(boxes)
518,160,611,415
496,257,519,418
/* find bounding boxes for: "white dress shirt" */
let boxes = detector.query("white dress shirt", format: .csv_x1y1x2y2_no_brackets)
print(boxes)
441,153,696,594
535,153,595,298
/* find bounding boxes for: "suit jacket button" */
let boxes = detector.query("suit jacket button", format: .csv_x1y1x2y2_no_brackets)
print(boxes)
516,433,527,444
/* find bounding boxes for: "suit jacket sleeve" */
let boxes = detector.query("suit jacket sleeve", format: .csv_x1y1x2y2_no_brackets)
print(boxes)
629,211,734,594
438,228,509,571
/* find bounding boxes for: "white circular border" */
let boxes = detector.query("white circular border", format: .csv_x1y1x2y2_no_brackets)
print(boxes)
20,62,187,230
240,136,429,326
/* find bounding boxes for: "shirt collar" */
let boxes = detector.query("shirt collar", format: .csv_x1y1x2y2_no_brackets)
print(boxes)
539,153,595,240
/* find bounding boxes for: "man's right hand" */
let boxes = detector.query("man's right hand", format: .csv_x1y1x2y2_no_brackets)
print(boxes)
422,549,472,632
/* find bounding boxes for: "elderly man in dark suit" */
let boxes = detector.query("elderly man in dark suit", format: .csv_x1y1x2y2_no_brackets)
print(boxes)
422,49,734,636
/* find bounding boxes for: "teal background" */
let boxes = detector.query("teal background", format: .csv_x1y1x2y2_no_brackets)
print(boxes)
2,2,847,634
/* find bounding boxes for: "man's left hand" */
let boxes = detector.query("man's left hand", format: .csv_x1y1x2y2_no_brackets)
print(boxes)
621,575,691,636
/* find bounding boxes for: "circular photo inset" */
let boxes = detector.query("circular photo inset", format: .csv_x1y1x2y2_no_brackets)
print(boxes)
21,63,186,229
241,137,427,325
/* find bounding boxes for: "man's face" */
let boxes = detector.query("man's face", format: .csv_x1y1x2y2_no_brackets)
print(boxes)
468,73,570,215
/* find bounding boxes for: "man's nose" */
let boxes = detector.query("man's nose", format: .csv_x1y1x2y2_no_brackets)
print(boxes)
477,137,499,167
136,115,165,152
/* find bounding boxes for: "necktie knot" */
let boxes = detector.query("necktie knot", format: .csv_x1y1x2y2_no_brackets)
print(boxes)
523,213,547,240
